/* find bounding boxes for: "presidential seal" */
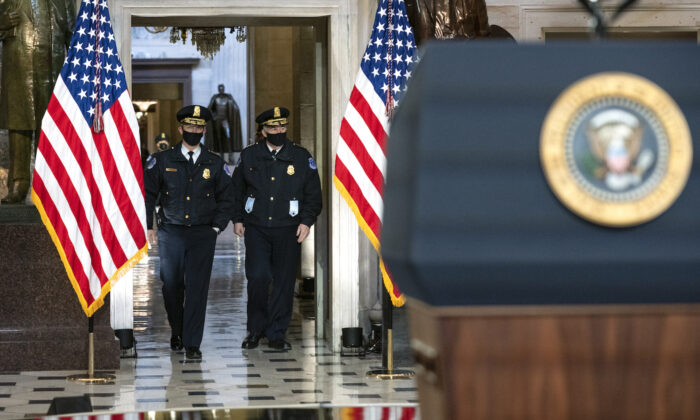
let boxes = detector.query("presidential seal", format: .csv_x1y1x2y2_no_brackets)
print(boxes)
540,72,692,227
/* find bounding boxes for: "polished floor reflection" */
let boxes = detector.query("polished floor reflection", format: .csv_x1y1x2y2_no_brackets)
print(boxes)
0,227,417,419
41,406,418,420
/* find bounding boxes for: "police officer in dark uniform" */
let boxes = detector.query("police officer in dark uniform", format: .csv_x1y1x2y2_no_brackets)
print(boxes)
232,107,322,351
141,132,170,169
155,132,171,152
144,105,234,360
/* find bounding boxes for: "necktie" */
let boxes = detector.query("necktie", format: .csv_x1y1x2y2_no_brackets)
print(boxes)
188,151,194,168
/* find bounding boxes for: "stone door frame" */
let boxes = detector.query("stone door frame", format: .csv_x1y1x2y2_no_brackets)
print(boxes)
520,4,700,41
111,0,365,352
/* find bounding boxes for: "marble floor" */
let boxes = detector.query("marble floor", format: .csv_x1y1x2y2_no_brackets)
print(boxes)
0,227,418,419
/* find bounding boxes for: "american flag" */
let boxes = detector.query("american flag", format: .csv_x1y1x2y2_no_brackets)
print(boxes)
333,0,418,307
340,406,417,419
31,0,148,317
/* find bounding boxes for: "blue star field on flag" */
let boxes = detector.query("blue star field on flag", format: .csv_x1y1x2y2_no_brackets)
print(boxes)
60,0,127,127
361,0,419,111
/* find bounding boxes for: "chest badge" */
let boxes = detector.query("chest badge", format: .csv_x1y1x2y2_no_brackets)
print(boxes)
203,168,211,179
287,165,295,175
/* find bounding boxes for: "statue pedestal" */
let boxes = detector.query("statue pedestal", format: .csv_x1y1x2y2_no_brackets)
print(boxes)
0,205,119,372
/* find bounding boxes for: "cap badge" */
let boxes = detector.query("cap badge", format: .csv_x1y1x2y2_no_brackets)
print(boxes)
274,107,280,118
194,106,201,117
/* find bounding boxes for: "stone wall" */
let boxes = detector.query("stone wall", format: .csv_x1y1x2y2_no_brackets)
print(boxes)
485,0,700,41
253,27,295,136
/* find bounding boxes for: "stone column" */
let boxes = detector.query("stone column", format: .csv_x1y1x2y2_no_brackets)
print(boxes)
293,26,318,281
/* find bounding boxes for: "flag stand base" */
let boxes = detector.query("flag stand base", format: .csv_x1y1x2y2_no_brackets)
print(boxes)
67,319,116,385
67,373,115,384
366,327,415,379
367,369,414,379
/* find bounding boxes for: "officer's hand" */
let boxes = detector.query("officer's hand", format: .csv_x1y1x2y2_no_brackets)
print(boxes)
147,229,157,246
296,224,310,243
234,222,245,237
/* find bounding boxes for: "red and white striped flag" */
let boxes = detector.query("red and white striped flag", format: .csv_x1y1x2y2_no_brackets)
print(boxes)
31,0,147,316
333,0,418,307
339,406,418,420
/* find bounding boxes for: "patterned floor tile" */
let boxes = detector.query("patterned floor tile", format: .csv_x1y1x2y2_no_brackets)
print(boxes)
0,228,417,419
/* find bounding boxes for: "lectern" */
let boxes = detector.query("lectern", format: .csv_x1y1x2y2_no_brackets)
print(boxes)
383,42,700,420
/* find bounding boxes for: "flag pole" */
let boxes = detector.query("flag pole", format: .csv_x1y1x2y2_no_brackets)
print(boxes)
367,262,414,380
67,315,116,384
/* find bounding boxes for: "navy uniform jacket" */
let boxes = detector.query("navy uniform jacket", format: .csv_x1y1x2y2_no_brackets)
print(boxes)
144,143,233,231
232,140,322,228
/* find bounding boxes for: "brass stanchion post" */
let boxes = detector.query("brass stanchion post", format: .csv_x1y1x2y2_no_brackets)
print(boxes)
367,287,414,379
68,316,116,384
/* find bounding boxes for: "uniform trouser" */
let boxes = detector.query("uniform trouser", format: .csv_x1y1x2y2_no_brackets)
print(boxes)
244,224,301,341
158,224,218,348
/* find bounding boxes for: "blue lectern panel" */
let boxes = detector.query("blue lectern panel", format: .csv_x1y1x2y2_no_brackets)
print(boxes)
382,42,700,306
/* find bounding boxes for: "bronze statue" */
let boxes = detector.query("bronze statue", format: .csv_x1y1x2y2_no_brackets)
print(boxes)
406,0,514,45
206,84,243,155
0,0,75,204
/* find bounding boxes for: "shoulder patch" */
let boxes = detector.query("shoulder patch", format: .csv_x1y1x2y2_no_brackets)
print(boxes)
308,157,317,170
223,162,233,177
146,154,157,170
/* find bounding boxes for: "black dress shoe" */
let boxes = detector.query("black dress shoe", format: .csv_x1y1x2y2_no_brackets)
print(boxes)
242,332,263,349
120,346,137,358
170,335,184,351
268,339,291,351
185,347,202,359
116,329,137,358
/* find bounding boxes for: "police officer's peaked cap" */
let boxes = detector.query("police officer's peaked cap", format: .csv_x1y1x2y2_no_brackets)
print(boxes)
155,132,170,142
155,132,170,151
256,107,289,127
177,105,212,126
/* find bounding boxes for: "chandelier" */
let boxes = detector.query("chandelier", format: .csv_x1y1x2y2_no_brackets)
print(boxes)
165,26,248,59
